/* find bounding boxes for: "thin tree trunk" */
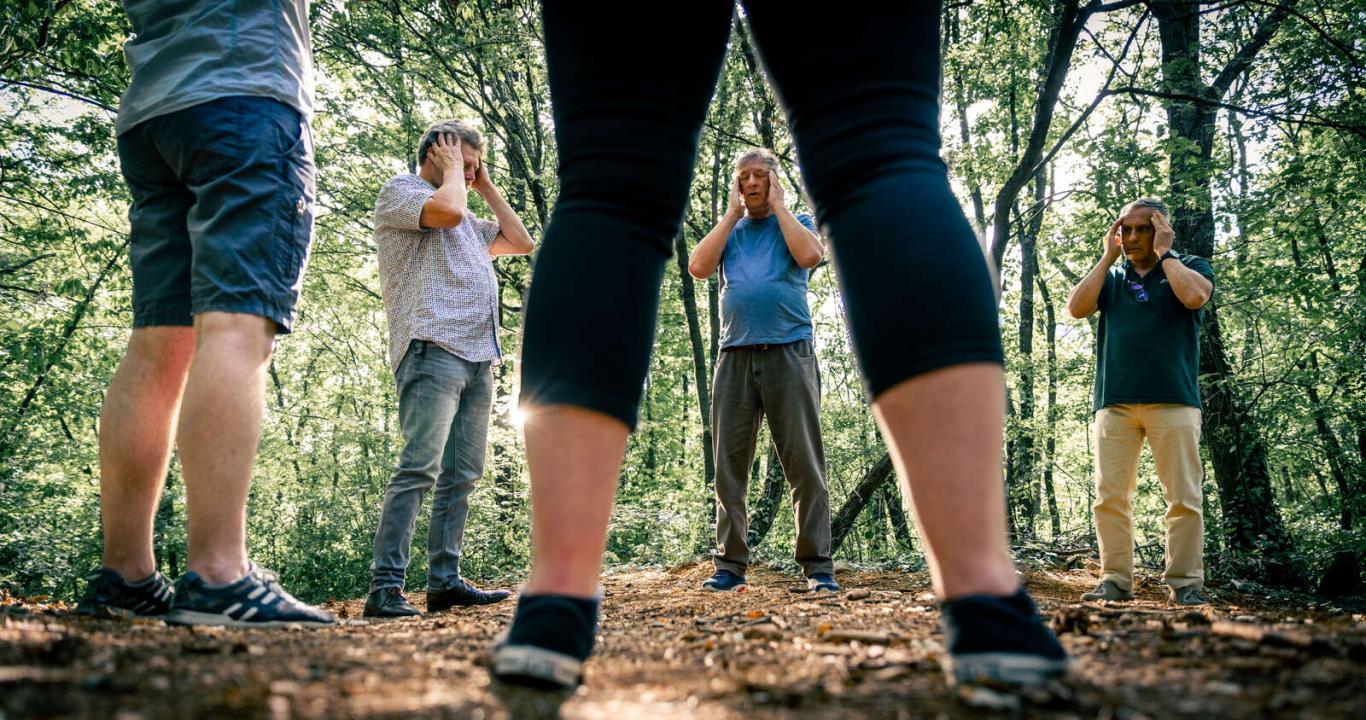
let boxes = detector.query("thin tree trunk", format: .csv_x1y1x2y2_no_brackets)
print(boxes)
989,0,1086,276
747,442,786,550
153,464,180,578
882,483,915,553
947,8,987,233
831,453,894,553
1037,252,1062,539
1302,353,1352,530
1009,168,1047,541
673,230,717,521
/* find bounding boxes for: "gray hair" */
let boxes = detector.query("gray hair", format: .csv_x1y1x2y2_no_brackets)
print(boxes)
734,147,780,174
1123,197,1171,222
417,120,486,166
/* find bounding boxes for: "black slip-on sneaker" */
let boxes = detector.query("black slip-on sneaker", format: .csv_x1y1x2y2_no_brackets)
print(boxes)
941,588,1069,687
491,594,599,689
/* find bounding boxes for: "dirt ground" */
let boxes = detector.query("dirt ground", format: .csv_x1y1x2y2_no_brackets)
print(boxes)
2,563,1364,719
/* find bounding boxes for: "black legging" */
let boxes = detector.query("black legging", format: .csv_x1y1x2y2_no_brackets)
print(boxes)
520,1,1002,430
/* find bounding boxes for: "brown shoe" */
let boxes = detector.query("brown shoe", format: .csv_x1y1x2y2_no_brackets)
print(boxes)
1081,580,1134,602
1170,586,1209,606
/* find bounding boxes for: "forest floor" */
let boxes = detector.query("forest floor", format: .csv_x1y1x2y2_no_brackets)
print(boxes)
2,563,1365,719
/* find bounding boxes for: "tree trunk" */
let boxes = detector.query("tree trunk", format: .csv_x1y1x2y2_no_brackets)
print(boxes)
1301,354,1353,530
1037,249,1062,539
153,464,180,578
746,443,786,550
831,453,894,553
882,483,915,553
1152,0,1300,583
1008,169,1048,541
946,8,987,233
989,0,1085,275
673,230,717,523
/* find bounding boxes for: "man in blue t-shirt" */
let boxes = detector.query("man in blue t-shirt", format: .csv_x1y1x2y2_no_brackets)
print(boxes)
1066,198,1215,606
688,148,837,593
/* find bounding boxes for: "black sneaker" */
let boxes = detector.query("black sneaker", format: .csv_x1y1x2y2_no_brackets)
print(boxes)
940,588,1069,687
363,587,422,618
491,594,599,689
75,568,174,619
165,563,334,628
426,578,512,612
700,569,748,592
807,572,841,593
1170,585,1210,606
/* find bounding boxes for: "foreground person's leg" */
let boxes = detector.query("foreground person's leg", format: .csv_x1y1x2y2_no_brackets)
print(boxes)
492,0,735,689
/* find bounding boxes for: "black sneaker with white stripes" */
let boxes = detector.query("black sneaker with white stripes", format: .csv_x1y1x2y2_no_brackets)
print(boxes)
76,568,174,619
165,563,334,629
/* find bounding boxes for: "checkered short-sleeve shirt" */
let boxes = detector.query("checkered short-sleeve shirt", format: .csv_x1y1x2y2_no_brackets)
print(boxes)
374,174,502,373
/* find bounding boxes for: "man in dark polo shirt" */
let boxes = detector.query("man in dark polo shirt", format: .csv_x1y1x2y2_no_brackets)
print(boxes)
687,147,837,594
1066,198,1215,606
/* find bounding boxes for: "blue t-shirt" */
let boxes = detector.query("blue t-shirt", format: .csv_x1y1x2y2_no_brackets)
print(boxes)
717,213,817,349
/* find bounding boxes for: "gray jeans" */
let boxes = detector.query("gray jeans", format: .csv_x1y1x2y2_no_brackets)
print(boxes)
371,340,493,593
711,339,834,577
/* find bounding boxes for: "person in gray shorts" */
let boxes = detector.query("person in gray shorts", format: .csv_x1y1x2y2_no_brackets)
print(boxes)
687,147,838,594
364,120,534,618
75,0,332,627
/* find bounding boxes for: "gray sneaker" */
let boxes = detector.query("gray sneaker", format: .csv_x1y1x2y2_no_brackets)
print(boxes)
1080,580,1134,602
1170,586,1209,606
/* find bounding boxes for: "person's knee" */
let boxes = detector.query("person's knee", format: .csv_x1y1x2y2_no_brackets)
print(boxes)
434,471,478,493
388,470,436,494
1093,491,1131,510
125,326,197,379
1165,495,1203,516
192,312,276,359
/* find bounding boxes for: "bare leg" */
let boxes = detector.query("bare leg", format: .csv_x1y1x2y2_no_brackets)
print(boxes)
522,405,629,598
871,363,1020,600
176,311,275,584
99,326,197,580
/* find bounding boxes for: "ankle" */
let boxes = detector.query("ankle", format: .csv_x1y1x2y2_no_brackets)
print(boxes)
102,555,156,583
187,557,250,585
526,566,601,598
936,564,1021,601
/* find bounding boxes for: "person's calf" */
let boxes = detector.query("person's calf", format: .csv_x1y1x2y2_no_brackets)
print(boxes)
178,312,276,586
98,325,197,580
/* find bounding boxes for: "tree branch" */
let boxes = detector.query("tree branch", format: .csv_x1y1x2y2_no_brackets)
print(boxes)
0,78,116,112
1210,0,1299,99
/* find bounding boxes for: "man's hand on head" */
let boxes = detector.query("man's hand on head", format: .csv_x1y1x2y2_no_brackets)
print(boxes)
766,172,786,210
430,133,464,182
470,161,491,197
727,176,744,219
1152,212,1175,257
1103,218,1122,262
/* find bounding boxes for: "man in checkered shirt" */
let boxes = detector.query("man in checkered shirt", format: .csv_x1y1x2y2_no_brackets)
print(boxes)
366,120,535,617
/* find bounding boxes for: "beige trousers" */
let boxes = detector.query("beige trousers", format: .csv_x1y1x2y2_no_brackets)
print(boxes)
1093,403,1204,591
